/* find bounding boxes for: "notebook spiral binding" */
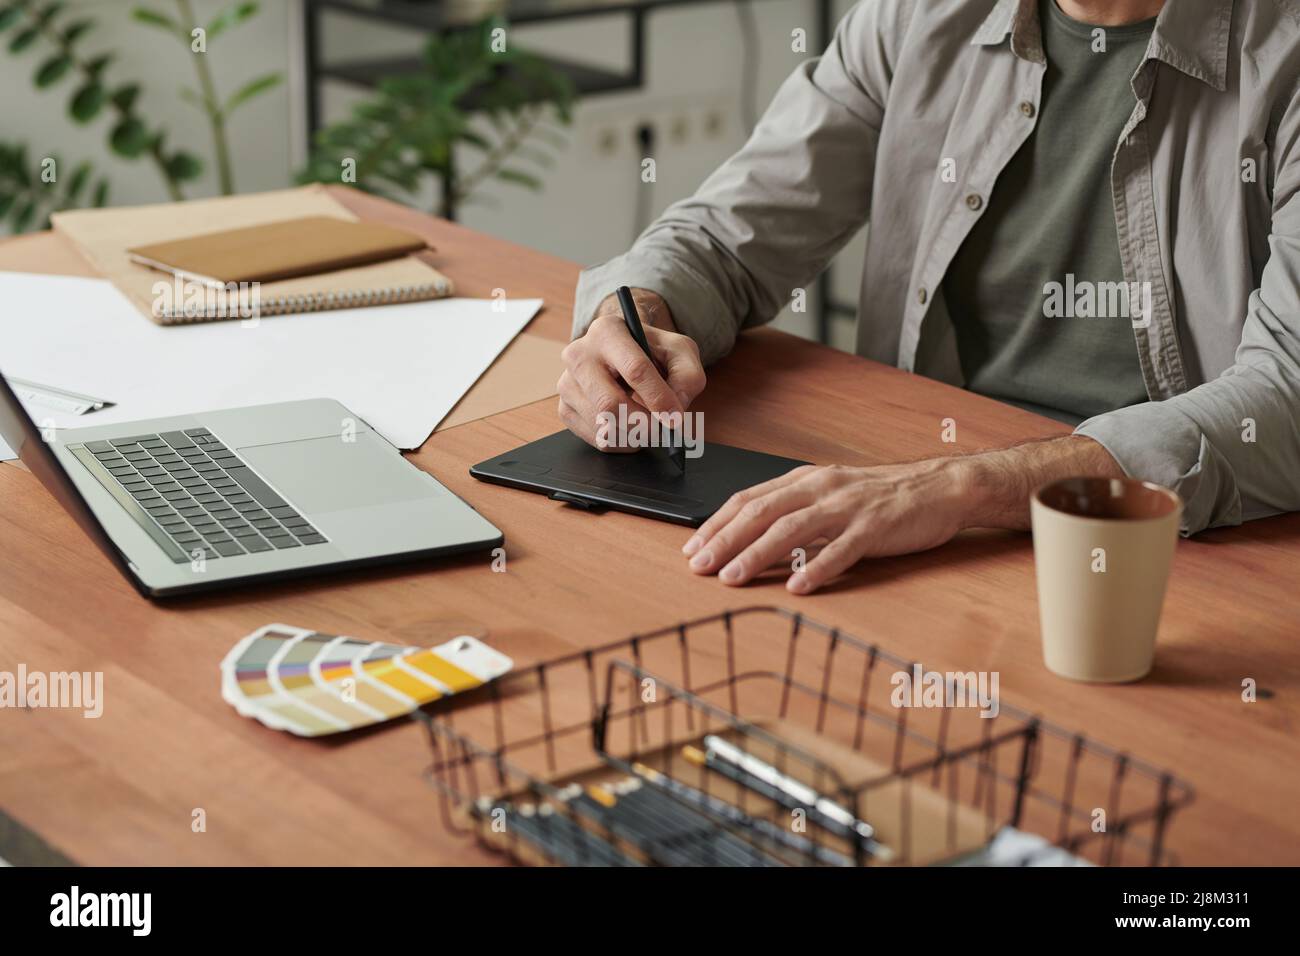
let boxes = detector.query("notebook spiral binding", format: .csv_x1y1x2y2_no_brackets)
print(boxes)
154,279,452,322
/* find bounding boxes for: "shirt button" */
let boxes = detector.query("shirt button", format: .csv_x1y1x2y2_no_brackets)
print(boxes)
1019,101,1036,117
966,193,983,210
917,287,928,305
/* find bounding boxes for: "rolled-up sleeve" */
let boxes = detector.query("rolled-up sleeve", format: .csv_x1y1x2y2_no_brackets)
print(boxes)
572,0,903,364
1077,91,1300,534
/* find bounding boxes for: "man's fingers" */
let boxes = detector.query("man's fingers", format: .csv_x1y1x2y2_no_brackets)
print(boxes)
648,329,706,406
604,335,681,416
684,465,818,555
687,483,818,575
566,359,650,433
716,507,830,586
788,528,868,594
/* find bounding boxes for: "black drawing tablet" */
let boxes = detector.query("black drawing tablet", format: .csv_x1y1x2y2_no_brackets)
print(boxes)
470,430,809,527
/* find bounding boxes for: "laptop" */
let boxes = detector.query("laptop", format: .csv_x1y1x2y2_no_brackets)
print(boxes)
0,370,502,598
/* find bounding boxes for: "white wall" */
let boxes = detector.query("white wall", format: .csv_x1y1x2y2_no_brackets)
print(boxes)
0,0,863,345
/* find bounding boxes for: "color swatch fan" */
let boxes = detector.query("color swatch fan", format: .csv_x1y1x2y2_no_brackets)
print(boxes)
221,623,513,736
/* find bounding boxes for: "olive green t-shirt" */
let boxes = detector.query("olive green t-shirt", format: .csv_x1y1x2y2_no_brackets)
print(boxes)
942,0,1155,422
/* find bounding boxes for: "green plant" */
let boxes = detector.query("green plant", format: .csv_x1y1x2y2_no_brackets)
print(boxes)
132,0,282,195
0,0,202,202
299,17,575,220
0,141,110,231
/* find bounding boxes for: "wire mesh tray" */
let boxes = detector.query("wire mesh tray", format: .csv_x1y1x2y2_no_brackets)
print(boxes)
418,606,1193,866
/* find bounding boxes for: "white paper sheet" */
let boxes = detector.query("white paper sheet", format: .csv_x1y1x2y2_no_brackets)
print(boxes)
0,272,541,450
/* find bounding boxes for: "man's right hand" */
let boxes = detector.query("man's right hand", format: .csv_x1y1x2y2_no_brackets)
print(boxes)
558,288,707,451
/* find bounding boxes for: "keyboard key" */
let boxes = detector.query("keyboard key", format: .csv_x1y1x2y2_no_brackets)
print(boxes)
231,526,261,537
283,518,313,530
163,462,192,473
140,438,168,449
160,430,195,449
233,501,263,514
85,440,113,453
130,488,159,500
242,537,274,553
204,443,229,453
108,466,136,477
178,477,208,488
252,518,279,529
110,435,152,446
145,504,174,516
173,533,201,545
270,536,300,549
219,517,246,528
154,454,182,465
163,490,191,501
225,493,253,504
195,493,222,505
124,450,152,461
212,541,246,557
263,527,290,539
120,481,149,492
295,533,327,545
268,506,298,520
200,528,231,542
138,467,166,479
196,463,223,474
183,427,211,437
178,506,205,517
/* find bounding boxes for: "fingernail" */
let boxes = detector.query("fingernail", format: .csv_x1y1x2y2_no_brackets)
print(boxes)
719,562,742,583
682,535,703,556
689,549,713,571
788,576,810,595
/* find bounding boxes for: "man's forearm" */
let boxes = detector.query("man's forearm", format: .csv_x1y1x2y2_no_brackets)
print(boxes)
954,435,1126,531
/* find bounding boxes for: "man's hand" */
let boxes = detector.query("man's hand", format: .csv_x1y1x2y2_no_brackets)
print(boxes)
558,289,706,450
682,435,1125,594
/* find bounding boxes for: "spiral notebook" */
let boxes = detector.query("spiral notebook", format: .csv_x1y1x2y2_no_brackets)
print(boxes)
51,185,454,324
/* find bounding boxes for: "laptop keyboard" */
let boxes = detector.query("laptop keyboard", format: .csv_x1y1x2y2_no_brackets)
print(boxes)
77,428,327,563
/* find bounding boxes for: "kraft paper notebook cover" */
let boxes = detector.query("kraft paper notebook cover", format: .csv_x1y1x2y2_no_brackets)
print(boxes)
127,216,428,286
51,185,453,324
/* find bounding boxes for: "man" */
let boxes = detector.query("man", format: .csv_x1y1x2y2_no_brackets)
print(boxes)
559,0,1300,594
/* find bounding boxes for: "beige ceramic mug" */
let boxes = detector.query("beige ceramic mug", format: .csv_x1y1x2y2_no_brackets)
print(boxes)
1030,477,1182,683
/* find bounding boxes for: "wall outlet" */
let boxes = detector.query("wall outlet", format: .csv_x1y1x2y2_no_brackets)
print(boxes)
579,92,739,159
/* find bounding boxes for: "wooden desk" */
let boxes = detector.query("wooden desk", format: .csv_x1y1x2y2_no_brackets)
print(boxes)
1,190,1297,866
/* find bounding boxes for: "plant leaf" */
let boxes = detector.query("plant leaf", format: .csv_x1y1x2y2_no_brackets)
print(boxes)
34,53,73,88
207,1,258,39
223,71,279,113
110,83,141,112
131,7,180,35
66,160,90,198
61,17,93,45
92,178,109,206
86,52,113,75
164,151,202,181
0,6,23,32
495,167,542,190
70,82,106,122
12,197,36,233
109,117,152,157
8,25,39,53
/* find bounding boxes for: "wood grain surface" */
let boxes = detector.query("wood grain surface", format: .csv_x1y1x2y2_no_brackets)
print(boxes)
0,187,1295,866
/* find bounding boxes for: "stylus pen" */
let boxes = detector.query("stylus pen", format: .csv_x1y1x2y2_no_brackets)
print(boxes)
615,285,686,473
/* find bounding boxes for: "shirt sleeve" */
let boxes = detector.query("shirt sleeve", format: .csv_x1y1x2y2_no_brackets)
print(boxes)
572,0,906,364
1076,88,1300,534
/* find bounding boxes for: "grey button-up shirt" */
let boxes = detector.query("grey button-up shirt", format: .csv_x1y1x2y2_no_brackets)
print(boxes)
572,0,1300,535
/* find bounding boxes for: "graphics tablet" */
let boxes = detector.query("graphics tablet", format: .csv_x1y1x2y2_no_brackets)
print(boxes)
470,430,809,527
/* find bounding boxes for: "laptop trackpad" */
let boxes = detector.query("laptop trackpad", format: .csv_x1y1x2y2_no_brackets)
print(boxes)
238,435,440,514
